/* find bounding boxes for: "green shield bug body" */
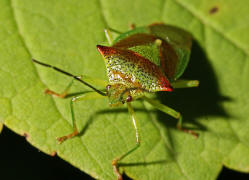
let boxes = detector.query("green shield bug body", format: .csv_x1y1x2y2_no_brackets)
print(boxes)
33,23,199,180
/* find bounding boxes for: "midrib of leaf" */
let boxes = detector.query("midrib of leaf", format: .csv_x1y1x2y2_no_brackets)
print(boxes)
174,0,249,56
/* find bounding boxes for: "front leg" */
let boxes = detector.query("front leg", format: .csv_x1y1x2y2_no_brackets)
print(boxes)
56,91,107,143
104,27,122,45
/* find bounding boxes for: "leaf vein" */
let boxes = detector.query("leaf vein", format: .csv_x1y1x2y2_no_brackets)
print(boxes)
142,101,191,180
80,136,114,179
97,0,109,28
9,0,32,58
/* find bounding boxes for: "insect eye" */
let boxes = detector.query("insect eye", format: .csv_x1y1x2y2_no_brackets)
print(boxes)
126,95,132,102
106,85,111,91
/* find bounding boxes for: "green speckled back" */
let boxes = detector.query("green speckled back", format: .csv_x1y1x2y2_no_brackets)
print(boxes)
112,23,192,81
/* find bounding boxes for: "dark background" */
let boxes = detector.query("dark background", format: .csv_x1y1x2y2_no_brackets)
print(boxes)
1,127,249,180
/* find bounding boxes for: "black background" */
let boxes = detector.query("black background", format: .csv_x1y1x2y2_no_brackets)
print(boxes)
1,127,249,180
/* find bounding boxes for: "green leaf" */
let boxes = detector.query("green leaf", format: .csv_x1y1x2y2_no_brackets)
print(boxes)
1,0,249,179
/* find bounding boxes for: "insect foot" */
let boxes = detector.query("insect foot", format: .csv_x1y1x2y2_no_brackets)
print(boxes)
56,129,79,144
112,158,123,180
44,88,67,98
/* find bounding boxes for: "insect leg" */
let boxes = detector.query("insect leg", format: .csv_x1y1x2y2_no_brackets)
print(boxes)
57,91,106,143
104,29,114,45
45,79,74,98
143,96,198,138
171,80,199,89
112,102,141,180
104,27,123,45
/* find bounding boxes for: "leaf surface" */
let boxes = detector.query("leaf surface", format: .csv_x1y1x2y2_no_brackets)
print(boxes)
1,0,249,179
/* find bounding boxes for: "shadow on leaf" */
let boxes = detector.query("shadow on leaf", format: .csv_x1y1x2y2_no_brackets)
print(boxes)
156,40,232,148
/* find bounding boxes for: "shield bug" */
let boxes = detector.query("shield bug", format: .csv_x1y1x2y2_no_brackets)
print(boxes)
33,23,199,180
